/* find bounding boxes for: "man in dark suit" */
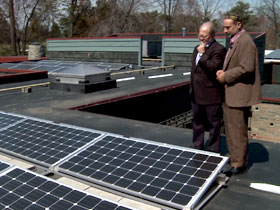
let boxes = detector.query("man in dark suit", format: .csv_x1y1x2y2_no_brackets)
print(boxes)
190,22,226,153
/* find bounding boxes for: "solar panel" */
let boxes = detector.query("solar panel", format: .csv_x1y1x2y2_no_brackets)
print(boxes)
0,112,25,130
0,167,137,210
59,61,82,64
37,60,61,65
0,117,104,167
11,64,37,70
0,60,131,72
20,61,39,65
0,63,17,69
57,134,228,210
0,160,13,174
31,65,62,72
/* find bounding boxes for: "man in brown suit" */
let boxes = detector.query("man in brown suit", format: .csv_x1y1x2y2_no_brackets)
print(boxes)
190,22,226,153
216,15,262,174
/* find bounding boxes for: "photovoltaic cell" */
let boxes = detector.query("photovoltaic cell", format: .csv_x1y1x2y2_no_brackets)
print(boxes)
0,112,24,129
0,160,12,174
0,63,17,69
58,135,228,210
31,65,62,72
0,118,103,166
0,111,228,209
0,167,137,210
10,64,37,70
0,60,130,72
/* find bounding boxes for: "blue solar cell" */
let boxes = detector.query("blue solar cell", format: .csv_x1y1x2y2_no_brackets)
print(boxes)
0,112,228,210
0,168,136,210
0,112,24,129
57,134,228,210
0,118,103,166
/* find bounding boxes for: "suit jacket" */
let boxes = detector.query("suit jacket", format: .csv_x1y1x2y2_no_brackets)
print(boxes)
223,31,262,107
190,39,226,105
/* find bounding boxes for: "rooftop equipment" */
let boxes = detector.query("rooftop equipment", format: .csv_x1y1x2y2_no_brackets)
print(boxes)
48,64,116,93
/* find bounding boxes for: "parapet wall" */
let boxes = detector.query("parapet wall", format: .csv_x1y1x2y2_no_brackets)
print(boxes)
162,37,227,68
47,37,142,66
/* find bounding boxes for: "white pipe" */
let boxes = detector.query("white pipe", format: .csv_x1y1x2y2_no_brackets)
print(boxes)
116,77,135,82
148,74,173,79
250,183,280,195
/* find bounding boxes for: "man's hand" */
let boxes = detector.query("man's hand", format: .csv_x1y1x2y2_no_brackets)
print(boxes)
216,70,225,83
197,42,206,53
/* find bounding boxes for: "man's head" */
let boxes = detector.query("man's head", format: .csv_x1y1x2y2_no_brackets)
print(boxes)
198,22,215,44
224,14,243,38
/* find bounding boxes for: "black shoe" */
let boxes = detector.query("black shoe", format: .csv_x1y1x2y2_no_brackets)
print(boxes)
224,165,247,176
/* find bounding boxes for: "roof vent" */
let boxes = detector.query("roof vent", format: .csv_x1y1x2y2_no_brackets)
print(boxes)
48,64,116,93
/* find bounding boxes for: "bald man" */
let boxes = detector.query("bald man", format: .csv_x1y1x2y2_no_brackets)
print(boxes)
190,22,226,153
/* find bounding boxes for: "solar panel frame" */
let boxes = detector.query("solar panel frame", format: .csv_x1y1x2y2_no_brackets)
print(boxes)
56,133,229,210
0,112,106,169
0,166,139,210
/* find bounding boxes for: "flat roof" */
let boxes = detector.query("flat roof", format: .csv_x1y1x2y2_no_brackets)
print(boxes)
0,59,279,210
262,84,280,103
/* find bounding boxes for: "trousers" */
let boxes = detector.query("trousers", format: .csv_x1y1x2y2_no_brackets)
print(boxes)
223,104,250,167
192,101,222,153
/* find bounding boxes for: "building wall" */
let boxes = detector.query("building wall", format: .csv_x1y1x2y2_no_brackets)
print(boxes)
249,103,280,142
47,37,142,65
164,53,193,70
254,33,266,84
47,51,139,64
263,63,280,85
271,64,280,84
162,37,226,67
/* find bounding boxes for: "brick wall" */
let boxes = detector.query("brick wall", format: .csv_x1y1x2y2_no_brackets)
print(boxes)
249,103,280,142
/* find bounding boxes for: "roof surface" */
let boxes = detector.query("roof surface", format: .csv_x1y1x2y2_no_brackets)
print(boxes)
262,84,280,103
0,59,279,210
265,49,280,59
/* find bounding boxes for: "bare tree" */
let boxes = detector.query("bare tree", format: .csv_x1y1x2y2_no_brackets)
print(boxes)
8,0,17,55
21,0,41,54
198,0,223,21
69,0,78,37
257,0,280,48
180,0,202,32
114,0,146,32
88,0,147,36
154,0,183,32
60,0,92,37
0,0,18,55
37,0,60,36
